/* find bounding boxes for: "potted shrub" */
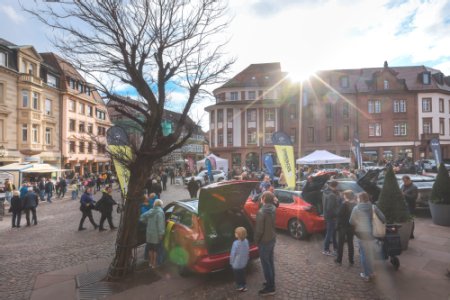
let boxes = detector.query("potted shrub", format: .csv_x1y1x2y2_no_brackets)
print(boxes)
429,164,450,226
377,166,412,250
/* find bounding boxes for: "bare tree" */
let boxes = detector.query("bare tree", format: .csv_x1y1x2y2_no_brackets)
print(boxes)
25,0,234,279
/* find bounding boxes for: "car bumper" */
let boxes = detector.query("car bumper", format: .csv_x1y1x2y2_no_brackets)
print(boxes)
190,245,259,273
303,214,326,233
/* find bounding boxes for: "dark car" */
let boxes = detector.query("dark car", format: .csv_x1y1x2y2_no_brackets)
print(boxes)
163,181,259,274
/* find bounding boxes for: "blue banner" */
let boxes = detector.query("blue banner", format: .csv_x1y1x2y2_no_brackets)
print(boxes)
264,154,274,179
205,158,213,183
430,138,442,167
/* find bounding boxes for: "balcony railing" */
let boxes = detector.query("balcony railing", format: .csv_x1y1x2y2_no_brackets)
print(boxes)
19,73,43,86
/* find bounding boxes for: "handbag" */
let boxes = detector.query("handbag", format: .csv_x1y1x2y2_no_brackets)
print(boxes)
372,205,386,238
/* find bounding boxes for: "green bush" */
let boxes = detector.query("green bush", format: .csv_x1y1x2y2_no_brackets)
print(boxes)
431,163,450,205
377,166,410,223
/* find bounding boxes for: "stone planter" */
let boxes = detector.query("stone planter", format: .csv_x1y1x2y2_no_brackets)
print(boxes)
397,221,413,250
429,201,450,226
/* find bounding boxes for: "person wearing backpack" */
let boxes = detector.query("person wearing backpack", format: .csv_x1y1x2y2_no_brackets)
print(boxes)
349,192,385,282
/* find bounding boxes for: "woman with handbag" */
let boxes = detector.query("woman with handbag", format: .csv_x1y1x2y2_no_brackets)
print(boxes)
349,192,385,282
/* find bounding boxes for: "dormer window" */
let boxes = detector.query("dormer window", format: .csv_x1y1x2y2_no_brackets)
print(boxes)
383,80,389,90
436,73,444,85
0,52,6,67
340,76,349,88
47,74,57,87
423,72,431,85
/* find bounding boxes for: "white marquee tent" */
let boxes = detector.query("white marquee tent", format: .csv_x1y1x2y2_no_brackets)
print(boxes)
196,154,229,173
296,150,350,165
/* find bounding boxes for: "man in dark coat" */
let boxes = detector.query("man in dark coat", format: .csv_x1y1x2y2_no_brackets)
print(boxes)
161,172,168,191
187,177,199,198
322,181,341,256
96,186,117,231
78,187,98,231
150,179,162,198
10,190,22,228
169,169,175,184
38,178,46,201
401,175,418,238
45,179,54,203
23,187,39,226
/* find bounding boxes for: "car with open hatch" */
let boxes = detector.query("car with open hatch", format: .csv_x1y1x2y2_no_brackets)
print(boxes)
184,170,226,186
162,180,259,274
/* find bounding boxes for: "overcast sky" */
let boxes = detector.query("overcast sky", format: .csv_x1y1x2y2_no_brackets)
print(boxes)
1,0,449,129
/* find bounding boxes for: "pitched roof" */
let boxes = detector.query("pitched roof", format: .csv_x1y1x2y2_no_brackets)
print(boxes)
0,38,16,47
215,62,288,91
40,52,86,82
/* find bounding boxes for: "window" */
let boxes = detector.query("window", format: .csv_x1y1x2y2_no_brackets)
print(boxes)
22,90,29,107
87,123,93,134
45,99,52,116
32,92,39,110
383,80,389,90
265,132,273,145
218,133,223,145
217,110,223,122
422,98,432,112
289,104,297,119
227,133,233,145
227,109,233,128
88,142,93,153
97,126,106,136
230,92,238,101
22,124,28,142
87,106,93,117
79,103,85,115
69,119,76,131
368,100,381,113
47,74,56,87
343,102,349,118
325,103,332,118
423,72,431,85
78,82,84,93
86,86,91,96
394,123,407,136
265,108,275,121
369,123,381,136
69,100,75,112
0,52,6,66
79,122,85,133
343,126,350,141
0,83,4,103
32,125,38,143
290,128,296,143
69,141,76,153
440,118,445,135
28,63,34,76
45,128,51,145
70,79,76,90
423,119,432,134
96,109,106,120
247,131,257,144
97,144,106,154
439,98,444,113
340,76,349,88
393,100,406,113
248,91,256,100
326,126,332,141
79,141,85,153
247,109,257,122
307,127,314,143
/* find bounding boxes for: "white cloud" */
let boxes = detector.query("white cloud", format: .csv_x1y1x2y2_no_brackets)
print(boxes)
0,4,25,24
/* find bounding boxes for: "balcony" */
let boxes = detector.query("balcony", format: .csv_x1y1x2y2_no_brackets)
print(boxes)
19,143,43,156
19,73,43,86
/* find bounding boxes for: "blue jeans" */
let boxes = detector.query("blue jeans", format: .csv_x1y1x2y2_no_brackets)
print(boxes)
358,239,375,277
46,192,53,203
5,191,12,204
233,268,246,288
324,219,337,251
259,239,275,290
71,190,78,200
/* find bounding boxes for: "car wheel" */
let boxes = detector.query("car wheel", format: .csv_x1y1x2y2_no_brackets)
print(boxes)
288,218,308,240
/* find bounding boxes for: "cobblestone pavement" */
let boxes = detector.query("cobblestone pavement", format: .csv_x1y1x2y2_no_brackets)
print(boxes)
0,182,189,300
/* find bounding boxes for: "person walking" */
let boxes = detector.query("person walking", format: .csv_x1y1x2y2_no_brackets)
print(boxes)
44,179,54,203
187,177,199,198
38,178,46,202
70,180,79,200
335,190,357,265
78,187,98,231
230,227,250,292
96,186,117,231
401,175,418,239
10,191,22,228
139,199,165,268
350,192,386,282
4,178,15,204
23,187,39,226
59,177,67,198
161,172,168,191
169,169,175,185
322,181,341,256
254,191,277,296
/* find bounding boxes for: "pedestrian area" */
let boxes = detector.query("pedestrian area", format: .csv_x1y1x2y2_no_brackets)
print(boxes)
0,184,449,300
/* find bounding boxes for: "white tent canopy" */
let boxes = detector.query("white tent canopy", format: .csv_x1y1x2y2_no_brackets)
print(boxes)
296,150,350,165
196,154,229,173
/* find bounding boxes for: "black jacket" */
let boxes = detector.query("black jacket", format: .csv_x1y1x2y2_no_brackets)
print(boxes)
322,188,341,220
45,181,54,193
151,183,162,195
23,191,39,209
96,192,117,213
10,195,23,213
336,201,356,230
187,180,199,196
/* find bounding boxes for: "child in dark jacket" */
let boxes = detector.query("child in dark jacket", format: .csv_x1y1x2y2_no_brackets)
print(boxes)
230,227,250,292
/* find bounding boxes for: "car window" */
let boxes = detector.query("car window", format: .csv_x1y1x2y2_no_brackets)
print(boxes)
275,191,294,204
172,206,193,227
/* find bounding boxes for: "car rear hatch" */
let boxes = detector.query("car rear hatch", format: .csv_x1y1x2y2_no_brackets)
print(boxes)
198,181,258,255
357,168,384,201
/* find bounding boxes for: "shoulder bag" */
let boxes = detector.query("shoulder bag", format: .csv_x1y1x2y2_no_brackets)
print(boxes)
372,205,386,238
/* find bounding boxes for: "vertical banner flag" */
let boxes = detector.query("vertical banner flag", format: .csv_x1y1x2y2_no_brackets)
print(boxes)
205,158,213,183
272,131,296,188
430,138,442,167
264,153,274,179
106,126,131,198
353,132,363,169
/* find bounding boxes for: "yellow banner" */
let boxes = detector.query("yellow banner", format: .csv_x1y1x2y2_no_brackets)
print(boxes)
107,145,132,198
274,145,296,188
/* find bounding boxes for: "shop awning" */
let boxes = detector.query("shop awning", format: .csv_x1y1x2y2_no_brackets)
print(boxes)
21,164,61,173
0,163,33,172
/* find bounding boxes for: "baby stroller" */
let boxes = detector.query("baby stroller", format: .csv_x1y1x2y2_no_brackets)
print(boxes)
377,224,402,270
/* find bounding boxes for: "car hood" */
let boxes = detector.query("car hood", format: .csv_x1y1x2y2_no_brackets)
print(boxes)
198,180,258,214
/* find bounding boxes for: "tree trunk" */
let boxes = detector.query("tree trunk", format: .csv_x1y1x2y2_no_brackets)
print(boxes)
107,159,151,280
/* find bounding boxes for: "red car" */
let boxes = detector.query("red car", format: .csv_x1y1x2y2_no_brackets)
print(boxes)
163,181,259,274
244,189,325,240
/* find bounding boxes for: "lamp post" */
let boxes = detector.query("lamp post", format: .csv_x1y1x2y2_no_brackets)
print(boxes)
260,145,263,170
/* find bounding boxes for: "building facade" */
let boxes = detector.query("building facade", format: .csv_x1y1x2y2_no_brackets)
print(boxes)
0,38,61,166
